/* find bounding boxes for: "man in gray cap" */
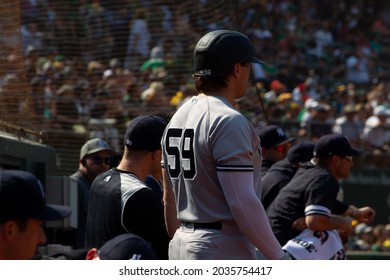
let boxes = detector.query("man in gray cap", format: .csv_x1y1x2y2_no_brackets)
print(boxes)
0,170,71,259
70,138,114,248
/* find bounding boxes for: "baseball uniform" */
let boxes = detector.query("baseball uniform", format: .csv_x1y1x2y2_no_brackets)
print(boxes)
162,94,283,259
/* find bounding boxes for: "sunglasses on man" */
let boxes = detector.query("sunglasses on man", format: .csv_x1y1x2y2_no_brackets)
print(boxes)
88,156,111,165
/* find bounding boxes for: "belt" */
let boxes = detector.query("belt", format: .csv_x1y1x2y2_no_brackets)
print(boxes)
182,222,222,230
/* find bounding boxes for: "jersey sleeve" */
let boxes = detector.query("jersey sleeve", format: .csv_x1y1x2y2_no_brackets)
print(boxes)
211,114,257,169
332,199,349,215
122,188,170,259
304,175,340,217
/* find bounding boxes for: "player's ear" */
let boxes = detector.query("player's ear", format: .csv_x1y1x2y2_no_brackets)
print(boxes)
332,155,341,165
232,62,241,77
1,221,18,242
152,149,162,161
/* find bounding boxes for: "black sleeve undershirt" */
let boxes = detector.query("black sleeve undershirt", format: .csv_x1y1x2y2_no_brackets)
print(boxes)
122,188,170,259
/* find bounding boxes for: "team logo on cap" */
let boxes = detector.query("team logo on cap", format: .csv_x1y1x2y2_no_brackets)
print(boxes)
276,127,285,137
130,254,142,260
96,139,107,147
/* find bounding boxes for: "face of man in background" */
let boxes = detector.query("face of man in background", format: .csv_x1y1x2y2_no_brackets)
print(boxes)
83,150,112,181
334,155,354,179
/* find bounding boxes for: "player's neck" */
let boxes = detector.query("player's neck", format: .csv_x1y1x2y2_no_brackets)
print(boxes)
201,89,236,105
117,159,149,181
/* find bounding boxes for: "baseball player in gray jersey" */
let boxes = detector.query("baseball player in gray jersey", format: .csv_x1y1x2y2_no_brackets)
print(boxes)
161,30,290,260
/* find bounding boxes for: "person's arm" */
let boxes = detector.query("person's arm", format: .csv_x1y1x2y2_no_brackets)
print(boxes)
305,214,353,236
333,199,349,215
218,171,285,260
162,167,180,238
122,188,170,259
334,199,376,224
342,205,375,223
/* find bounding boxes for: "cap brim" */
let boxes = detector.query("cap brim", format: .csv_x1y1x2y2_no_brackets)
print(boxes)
44,204,71,221
275,137,295,147
87,148,115,156
98,236,158,260
251,57,265,64
349,148,363,157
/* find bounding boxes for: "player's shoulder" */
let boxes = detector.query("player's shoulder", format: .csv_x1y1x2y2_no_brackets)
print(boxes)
297,164,336,185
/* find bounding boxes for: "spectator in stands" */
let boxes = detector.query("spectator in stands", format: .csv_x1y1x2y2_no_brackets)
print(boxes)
11,0,390,177
51,84,86,133
29,75,46,117
85,114,170,259
264,79,286,104
140,81,170,108
88,88,121,153
20,18,44,53
383,224,390,250
333,103,363,148
350,223,374,251
314,21,334,58
0,170,71,260
82,0,111,62
125,8,151,70
24,46,40,81
345,49,371,85
362,104,390,153
0,74,29,121
370,224,388,252
108,6,131,66
299,100,334,142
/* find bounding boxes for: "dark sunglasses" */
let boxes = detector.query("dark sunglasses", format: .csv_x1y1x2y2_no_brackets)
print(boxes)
89,157,111,165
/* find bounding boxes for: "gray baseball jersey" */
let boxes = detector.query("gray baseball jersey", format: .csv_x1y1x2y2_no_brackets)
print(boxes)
162,95,262,222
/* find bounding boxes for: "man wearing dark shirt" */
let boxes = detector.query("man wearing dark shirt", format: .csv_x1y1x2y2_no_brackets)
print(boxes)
70,138,114,248
261,141,314,211
267,134,375,259
85,114,170,259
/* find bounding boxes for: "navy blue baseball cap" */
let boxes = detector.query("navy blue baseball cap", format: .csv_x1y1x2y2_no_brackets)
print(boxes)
98,233,158,260
259,125,295,149
124,115,167,151
287,141,314,164
193,29,264,77
314,134,363,158
0,170,71,223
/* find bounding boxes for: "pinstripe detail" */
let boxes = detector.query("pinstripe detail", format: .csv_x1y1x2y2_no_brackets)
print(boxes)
216,165,253,172
305,205,331,217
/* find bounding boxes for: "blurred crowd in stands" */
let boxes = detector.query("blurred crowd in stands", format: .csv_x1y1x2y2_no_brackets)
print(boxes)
349,222,390,253
2,0,390,163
